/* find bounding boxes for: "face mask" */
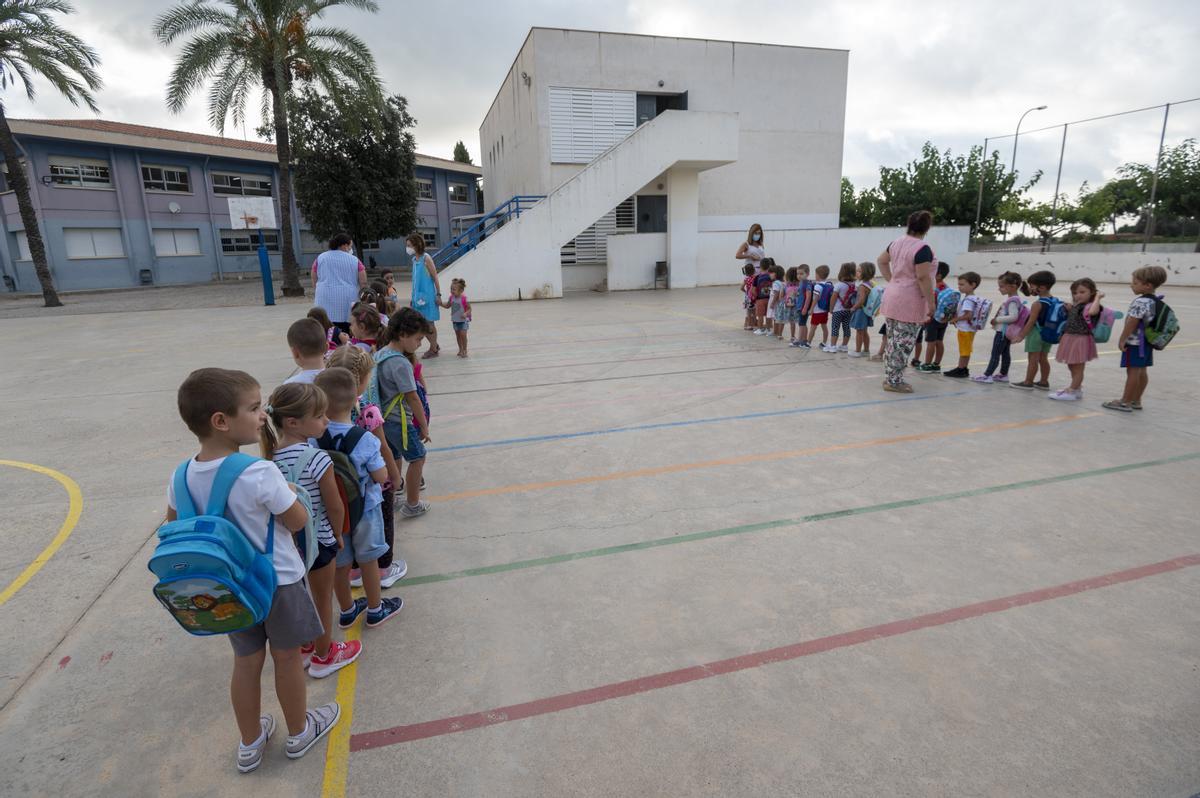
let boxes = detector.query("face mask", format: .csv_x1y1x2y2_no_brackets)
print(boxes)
752,233,761,242
405,246,415,256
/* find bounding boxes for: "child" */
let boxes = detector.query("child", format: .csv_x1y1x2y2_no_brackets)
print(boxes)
943,271,981,378
769,264,787,339
439,277,472,357
368,281,392,320
1048,278,1104,401
326,346,406,589
348,302,384,352
741,264,757,331
307,307,348,351
168,368,337,772
917,261,952,372
788,264,814,348
260,383,362,679
375,308,433,518
1011,270,1058,390
380,269,400,311
848,261,876,358
783,267,803,346
285,319,328,384
312,367,403,629
753,259,775,334
974,271,1029,384
808,265,833,348
825,263,856,353
1104,265,1168,412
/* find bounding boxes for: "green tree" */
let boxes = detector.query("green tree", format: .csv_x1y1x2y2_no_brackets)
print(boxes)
452,140,472,164
153,0,383,297
1118,138,1200,250
839,177,884,227
290,89,417,263
0,0,101,307
1000,185,1107,250
1081,176,1143,235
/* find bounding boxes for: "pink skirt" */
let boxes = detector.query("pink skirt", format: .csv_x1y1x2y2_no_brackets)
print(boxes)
1055,332,1097,364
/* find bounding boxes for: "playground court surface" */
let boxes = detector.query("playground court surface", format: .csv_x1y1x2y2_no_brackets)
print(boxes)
1,281,1198,797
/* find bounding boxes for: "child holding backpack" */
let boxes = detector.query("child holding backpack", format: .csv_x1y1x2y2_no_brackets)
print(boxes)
1105,266,1174,412
741,264,757,331
260,383,362,679
1011,270,1063,391
808,265,833,348
784,266,812,347
824,262,856,353
916,261,953,372
943,271,987,379
974,271,1029,384
768,264,787,339
312,367,403,630
848,261,877,358
374,308,434,519
161,368,338,772
1048,278,1104,401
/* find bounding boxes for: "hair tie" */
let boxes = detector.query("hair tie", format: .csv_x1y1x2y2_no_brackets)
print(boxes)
264,403,274,414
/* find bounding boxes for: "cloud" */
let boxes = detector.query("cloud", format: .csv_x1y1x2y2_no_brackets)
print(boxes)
4,0,1197,203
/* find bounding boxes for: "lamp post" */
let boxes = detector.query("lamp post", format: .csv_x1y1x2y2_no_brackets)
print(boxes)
1004,105,1048,241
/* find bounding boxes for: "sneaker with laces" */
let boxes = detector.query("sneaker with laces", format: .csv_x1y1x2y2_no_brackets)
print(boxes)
1048,389,1080,401
993,374,1009,383
379,560,408,588
237,715,275,773
338,597,367,629
285,704,341,759
943,367,969,379
366,597,404,628
971,374,994,384
308,640,363,679
837,345,848,352
400,500,430,519
348,568,363,588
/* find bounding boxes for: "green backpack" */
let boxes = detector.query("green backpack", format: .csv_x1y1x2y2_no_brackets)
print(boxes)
1143,295,1179,351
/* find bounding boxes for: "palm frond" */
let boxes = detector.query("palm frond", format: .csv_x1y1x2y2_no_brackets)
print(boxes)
164,29,235,114
0,0,103,111
152,1,238,45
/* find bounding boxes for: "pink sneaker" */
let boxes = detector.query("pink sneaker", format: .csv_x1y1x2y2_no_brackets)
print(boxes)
308,640,363,679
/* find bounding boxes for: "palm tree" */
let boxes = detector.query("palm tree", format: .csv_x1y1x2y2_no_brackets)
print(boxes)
0,0,101,308
154,0,382,297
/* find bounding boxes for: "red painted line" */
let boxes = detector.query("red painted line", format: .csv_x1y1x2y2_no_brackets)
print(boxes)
351,553,1200,752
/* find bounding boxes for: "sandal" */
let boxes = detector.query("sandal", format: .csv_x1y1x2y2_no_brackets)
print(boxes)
422,348,440,359
1102,400,1132,413
882,381,914,393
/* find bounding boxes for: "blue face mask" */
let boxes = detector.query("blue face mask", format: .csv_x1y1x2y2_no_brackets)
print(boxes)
752,233,761,242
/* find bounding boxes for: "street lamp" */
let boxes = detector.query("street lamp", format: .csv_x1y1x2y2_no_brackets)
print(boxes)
1004,105,1047,241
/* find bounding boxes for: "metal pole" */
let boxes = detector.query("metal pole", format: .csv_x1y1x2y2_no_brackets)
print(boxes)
1004,105,1047,241
973,137,989,241
1045,124,1069,253
1142,102,1171,253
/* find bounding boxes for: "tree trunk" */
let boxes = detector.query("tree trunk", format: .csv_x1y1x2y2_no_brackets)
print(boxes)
0,111,61,307
269,82,303,297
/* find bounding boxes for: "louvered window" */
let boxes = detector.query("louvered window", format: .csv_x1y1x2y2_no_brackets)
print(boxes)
561,197,635,266
549,88,636,164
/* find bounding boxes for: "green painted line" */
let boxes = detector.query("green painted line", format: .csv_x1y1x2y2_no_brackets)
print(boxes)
405,452,1200,587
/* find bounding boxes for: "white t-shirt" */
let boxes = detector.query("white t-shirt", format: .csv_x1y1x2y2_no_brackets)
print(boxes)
167,456,306,585
833,281,853,312
272,444,335,547
284,369,322,385
955,295,979,332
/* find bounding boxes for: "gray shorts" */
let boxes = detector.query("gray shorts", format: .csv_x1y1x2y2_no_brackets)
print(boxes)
228,580,324,656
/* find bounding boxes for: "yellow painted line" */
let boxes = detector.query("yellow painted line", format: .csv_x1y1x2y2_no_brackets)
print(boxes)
321,623,363,798
0,460,83,607
429,412,1098,503
968,340,1200,368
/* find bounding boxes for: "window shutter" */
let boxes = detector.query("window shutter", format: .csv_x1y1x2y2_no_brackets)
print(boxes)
550,87,636,163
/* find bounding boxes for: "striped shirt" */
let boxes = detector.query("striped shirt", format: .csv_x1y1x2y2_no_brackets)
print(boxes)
272,444,335,547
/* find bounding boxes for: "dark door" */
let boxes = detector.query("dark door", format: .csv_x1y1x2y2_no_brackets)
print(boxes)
636,94,658,126
637,195,667,234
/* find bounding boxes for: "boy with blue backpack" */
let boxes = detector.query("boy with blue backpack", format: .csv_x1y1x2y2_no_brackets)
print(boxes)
917,261,953,372
157,368,339,773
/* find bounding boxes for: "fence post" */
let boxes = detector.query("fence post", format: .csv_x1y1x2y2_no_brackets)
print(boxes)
1045,124,1069,253
1142,103,1171,253
973,137,989,245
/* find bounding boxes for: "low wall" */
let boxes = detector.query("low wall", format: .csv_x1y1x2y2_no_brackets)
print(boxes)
607,233,668,291
956,251,1200,287
562,263,606,292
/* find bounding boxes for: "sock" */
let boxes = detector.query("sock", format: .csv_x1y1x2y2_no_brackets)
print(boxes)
241,727,267,750
289,715,312,741
367,604,382,614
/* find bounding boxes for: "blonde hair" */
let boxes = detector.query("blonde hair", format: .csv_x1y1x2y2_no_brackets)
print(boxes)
259,383,328,460
1132,265,1167,289
327,345,373,385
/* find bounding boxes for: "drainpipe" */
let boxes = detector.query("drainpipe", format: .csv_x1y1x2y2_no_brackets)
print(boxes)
107,147,139,286
132,150,159,283
201,156,224,280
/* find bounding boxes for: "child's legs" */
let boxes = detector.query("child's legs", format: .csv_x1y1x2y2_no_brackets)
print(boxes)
359,560,382,608
334,565,353,611
1038,351,1051,382
1134,369,1149,402
1024,354,1040,382
349,510,389,608
999,338,1011,375
230,649,267,744
456,328,468,352
270,645,308,735
1067,362,1085,390
1123,367,1148,403
378,487,394,569
405,457,425,505
308,560,336,657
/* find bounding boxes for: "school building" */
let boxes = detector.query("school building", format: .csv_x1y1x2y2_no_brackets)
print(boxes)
0,118,482,293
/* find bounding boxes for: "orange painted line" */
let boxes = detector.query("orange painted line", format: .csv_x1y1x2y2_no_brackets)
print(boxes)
429,412,1100,503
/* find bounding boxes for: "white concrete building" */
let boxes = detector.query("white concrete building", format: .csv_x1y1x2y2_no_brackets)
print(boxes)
442,29,968,300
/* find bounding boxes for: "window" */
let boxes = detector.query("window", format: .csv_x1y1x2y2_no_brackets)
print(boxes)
63,228,124,259
561,197,635,266
549,87,636,163
212,172,272,197
48,156,112,188
359,240,380,251
220,228,280,253
420,229,438,249
416,178,434,200
143,165,191,193
14,231,32,261
448,183,470,204
153,228,201,256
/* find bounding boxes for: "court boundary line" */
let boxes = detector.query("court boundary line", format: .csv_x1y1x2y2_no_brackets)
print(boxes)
0,460,84,607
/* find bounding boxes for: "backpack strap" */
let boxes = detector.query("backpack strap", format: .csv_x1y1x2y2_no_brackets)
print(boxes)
205,452,258,517
172,459,198,520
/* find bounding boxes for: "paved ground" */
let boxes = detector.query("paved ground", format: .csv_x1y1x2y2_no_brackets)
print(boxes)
1,281,1198,797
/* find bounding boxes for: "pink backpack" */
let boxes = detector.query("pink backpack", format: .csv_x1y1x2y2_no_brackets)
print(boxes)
1004,298,1030,343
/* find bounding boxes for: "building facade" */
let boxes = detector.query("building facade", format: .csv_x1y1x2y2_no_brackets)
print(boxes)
0,119,482,293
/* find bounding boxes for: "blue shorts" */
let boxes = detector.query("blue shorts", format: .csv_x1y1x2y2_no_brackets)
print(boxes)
383,419,427,463
336,507,388,567
453,321,469,331
850,309,873,330
1120,347,1153,368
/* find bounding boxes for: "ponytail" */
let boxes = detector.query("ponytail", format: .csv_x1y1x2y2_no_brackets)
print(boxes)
999,270,1032,296
259,383,328,461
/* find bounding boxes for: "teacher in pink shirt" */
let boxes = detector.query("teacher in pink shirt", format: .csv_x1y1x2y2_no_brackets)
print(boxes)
876,210,938,393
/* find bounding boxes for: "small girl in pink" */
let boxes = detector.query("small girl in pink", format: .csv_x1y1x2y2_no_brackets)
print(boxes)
1048,278,1103,402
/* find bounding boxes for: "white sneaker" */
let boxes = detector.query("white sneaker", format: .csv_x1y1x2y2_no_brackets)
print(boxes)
846,351,864,358
237,715,276,773
400,500,431,518
754,328,768,335
837,345,849,352
285,704,341,759
379,560,408,588
1048,389,1081,401
348,568,362,588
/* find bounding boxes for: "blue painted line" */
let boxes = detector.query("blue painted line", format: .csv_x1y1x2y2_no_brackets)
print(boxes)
428,391,970,453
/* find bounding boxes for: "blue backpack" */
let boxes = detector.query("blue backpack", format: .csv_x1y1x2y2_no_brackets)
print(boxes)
933,287,961,324
815,281,834,312
864,284,885,318
1036,297,1068,344
149,454,278,636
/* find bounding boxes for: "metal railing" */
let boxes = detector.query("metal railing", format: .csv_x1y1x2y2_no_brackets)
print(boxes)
431,195,545,270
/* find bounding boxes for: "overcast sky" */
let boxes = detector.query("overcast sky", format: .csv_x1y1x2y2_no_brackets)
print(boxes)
6,0,1199,203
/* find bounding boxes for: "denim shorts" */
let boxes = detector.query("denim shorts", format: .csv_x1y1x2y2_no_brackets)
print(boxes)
453,321,469,331
336,507,389,568
1120,346,1153,368
384,419,427,463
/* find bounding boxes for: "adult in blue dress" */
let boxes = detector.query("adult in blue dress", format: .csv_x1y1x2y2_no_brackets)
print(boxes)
407,232,442,357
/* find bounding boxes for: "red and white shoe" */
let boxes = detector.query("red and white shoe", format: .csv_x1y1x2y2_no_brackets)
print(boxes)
308,640,363,679
300,643,315,670
348,568,363,588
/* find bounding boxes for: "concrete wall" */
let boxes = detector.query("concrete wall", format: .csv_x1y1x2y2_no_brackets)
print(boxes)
562,264,607,291
607,232,668,290
957,251,1200,287
479,28,847,230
